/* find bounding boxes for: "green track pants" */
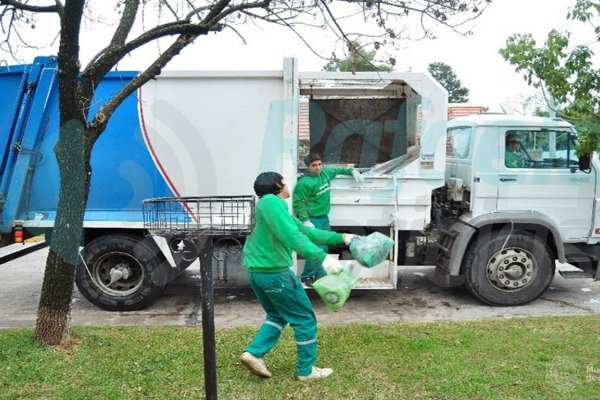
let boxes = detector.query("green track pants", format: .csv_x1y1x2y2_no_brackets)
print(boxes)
245,269,317,376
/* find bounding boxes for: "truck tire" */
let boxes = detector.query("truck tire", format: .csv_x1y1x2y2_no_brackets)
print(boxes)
75,234,170,311
464,231,555,306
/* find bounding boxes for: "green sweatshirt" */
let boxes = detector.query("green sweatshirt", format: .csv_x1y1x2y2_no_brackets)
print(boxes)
243,194,344,272
293,166,353,222
505,150,525,168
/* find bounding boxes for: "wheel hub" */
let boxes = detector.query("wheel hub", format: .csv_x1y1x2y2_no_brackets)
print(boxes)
93,251,144,296
108,263,131,286
487,248,536,290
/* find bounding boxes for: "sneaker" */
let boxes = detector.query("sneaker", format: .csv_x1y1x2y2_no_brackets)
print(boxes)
298,366,333,381
240,352,272,378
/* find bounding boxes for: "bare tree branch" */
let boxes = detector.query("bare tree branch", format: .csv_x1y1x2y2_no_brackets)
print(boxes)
0,0,58,13
88,31,199,140
110,0,140,48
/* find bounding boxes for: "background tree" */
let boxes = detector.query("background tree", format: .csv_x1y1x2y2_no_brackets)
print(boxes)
499,0,600,154
323,41,393,72
0,0,492,345
427,61,470,103
499,92,547,116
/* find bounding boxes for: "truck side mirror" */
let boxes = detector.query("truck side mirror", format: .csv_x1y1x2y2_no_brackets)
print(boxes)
579,154,591,172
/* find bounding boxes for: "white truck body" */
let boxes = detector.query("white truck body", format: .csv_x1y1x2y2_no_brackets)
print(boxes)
140,59,448,292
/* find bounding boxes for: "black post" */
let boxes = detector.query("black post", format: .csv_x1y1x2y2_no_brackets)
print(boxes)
199,237,217,400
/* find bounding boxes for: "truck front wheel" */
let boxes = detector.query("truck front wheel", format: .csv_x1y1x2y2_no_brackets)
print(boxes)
464,231,555,306
75,234,171,311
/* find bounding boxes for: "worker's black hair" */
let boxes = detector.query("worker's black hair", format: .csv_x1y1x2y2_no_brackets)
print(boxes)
253,172,285,198
304,152,322,166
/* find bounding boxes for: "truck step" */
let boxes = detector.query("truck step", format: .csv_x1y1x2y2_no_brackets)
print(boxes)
565,254,597,264
558,270,595,279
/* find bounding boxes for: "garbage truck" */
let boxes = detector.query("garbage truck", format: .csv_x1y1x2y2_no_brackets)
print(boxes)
1,55,597,311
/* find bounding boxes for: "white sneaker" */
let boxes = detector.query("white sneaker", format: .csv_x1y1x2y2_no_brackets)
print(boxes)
240,352,272,378
298,366,333,381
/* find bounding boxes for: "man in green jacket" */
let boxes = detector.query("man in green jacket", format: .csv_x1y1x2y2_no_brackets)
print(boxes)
293,153,364,285
240,171,355,381
505,133,525,168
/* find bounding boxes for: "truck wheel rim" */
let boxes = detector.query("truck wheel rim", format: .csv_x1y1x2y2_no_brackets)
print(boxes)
92,251,145,296
486,247,537,291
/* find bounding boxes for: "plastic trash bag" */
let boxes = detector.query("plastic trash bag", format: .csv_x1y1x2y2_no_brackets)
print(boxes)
313,269,357,312
349,232,394,268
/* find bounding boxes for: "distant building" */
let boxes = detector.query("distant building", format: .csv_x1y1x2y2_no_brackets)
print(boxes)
448,104,488,119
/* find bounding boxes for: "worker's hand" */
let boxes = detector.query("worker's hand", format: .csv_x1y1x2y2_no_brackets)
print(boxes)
322,255,344,274
352,170,365,184
303,220,315,228
343,233,357,246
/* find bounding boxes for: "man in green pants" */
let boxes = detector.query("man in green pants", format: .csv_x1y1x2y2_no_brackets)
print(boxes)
241,171,355,380
293,153,364,285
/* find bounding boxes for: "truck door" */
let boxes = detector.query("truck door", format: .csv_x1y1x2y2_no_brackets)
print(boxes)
497,127,594,240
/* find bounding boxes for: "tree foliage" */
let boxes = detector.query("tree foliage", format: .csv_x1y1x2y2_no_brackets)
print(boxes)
427,61,469,103
499,92,547,116
0,0,492,345
499,0,600,153
323,41,393,72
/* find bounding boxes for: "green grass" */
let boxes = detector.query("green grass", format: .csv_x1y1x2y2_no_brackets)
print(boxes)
1,316,599,399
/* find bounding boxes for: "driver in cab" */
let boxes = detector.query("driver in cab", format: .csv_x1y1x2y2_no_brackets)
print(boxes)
505,133,525,168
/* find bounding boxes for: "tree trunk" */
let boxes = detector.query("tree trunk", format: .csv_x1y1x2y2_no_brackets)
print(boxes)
34,120,90,345
34,249,76,344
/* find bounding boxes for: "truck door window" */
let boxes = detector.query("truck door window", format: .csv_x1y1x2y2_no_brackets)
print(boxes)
505,129,576,169
446,127,471,159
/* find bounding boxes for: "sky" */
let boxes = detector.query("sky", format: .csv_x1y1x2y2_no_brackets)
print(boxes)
1,0,597,112
157,0,595,112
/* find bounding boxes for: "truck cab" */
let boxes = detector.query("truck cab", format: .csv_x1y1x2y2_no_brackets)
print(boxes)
435,114,599,305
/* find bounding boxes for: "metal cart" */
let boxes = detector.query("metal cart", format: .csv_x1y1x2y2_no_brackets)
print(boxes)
143,195,255,399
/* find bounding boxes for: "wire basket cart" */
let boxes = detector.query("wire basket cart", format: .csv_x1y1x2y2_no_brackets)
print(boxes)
143,195,255,237
142,195,255,400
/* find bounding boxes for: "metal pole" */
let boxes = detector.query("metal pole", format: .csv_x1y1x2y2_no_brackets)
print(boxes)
199,237,217,400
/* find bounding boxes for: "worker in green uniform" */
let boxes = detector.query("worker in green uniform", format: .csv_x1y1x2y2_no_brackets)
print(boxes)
505,133,525,168
240,171,355,381
293,152,364,285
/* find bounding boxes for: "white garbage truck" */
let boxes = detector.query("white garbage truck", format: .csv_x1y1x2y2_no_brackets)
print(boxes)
1,56,597,310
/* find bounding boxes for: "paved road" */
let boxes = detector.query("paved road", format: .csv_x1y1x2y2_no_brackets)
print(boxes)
1,248,599,329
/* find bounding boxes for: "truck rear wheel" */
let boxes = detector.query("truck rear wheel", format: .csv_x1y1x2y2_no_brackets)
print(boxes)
75,234,170,311
464,231,555,306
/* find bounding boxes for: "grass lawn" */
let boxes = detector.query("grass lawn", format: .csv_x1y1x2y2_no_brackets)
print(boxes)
1,315,599,399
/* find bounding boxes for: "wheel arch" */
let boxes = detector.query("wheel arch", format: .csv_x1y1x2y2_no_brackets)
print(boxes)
445,212,564,276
